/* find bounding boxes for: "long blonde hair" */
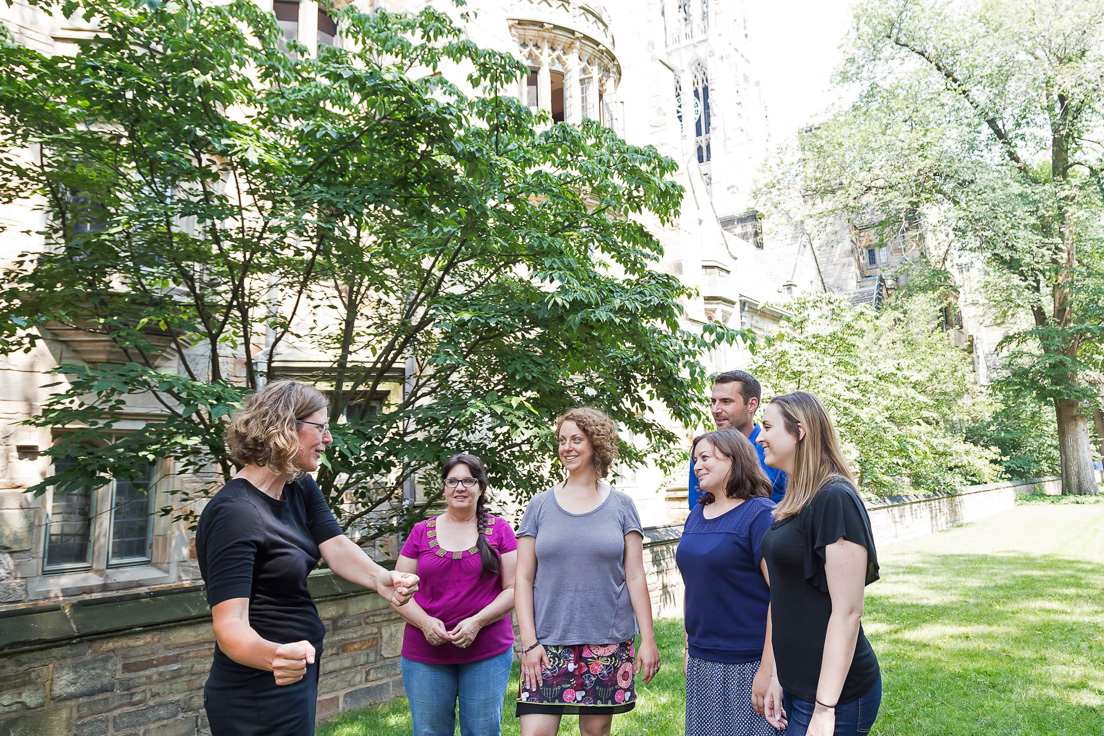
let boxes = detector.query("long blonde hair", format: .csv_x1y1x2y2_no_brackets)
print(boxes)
769,392,856,520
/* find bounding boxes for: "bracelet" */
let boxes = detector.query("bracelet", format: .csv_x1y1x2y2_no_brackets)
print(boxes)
522,641,541,654
815,698,837,710
769,674,778,680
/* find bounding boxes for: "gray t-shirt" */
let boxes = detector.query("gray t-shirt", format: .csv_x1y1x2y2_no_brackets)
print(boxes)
517,487,644,645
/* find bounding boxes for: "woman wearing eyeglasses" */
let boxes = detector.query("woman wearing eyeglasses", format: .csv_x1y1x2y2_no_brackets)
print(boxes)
196,380,418,736
393,453,519,736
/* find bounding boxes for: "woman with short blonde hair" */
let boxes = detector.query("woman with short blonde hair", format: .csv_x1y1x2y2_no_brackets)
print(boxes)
197,380,419,736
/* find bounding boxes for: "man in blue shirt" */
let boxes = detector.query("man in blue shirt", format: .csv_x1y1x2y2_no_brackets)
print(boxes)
688,370,787,506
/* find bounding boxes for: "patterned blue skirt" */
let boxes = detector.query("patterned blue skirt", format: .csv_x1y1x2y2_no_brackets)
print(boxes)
685,656,786,736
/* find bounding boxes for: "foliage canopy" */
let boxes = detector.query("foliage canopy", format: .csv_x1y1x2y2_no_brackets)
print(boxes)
781,0,1104,493
0,0,738,533
750,280,1002,496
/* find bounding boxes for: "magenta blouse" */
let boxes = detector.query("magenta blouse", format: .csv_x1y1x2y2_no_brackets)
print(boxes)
399,514,518,664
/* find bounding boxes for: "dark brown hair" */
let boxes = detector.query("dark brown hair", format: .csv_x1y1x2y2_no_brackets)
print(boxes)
691,428,772,505
441,453,499,577
714,370,762,405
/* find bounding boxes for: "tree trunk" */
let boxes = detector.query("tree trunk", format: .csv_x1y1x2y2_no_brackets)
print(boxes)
1054,398,1098,495
1094,407,1104,464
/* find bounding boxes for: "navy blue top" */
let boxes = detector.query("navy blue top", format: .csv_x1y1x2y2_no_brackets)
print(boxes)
688,424,787,507
676,496,775,663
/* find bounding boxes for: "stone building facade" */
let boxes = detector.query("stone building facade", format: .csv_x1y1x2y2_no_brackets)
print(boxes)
0,0,821,730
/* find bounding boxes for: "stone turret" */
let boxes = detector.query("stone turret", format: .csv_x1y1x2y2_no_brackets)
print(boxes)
506,0,622,131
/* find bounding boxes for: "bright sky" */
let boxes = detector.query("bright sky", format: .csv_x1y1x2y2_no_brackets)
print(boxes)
744,0,857,142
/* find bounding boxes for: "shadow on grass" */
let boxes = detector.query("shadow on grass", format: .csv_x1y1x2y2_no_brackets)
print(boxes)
868,553,1104,736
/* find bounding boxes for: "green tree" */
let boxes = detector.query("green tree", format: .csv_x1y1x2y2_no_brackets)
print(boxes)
965,383,1061,479
750,284,1002,497
0,0,736,534
789,0,1104,493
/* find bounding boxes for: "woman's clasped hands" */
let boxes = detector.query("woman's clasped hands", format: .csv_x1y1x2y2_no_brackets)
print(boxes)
420,616,483,648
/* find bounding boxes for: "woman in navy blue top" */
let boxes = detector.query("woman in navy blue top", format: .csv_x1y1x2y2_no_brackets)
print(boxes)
676,429,784,736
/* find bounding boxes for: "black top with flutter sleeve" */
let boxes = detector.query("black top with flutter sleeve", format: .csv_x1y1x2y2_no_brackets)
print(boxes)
760,480,880,704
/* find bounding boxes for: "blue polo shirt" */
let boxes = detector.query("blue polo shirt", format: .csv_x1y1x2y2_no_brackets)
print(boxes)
688,424,786,508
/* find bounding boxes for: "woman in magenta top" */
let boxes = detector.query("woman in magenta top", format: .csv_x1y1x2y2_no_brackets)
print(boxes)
393,453,518,736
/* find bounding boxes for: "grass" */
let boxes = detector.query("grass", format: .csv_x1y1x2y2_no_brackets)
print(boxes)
320,500,1104,735
865,498,1104,735
318,620,688,736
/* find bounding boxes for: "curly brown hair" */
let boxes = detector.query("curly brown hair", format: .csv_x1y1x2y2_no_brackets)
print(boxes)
225,381,328,477
555,407,619,478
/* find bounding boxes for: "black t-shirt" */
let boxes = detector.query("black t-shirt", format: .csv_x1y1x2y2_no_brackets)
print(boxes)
196,475,343,674
760,480,880,704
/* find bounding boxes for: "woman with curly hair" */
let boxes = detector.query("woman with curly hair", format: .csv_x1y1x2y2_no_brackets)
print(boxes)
196,381,418,736
757,392,881,736
392,453,518,736
514,407,661,736
677,429,783,736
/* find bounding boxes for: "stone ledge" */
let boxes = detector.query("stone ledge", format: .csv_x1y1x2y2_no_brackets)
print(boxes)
642,524,682,546
0,566,394,653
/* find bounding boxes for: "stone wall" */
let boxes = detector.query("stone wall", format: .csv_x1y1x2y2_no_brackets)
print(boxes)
0,525,685,735
0,574,405,736
668,473,1102,546
865,473,1101,544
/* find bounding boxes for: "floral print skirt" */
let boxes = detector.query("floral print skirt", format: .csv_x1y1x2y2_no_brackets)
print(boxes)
516,640,636,716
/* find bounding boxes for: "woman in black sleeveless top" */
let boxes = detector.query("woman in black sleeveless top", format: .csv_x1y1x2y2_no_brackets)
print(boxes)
755,392,881,736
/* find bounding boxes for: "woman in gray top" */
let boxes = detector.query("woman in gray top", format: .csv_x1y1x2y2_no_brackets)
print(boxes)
515,407,661,736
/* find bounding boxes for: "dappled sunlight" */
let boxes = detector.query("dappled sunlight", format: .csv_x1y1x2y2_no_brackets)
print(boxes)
320,506,1104,736
893,622,1015,647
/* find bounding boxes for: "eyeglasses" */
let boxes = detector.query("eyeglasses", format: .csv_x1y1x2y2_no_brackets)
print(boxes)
298,419,330,435
444,478,479,488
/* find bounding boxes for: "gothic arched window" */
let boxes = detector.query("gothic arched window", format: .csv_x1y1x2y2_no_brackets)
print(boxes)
692,64,711,163
675,78,683,128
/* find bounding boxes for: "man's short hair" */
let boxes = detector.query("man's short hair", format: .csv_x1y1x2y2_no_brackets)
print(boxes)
713,370,761,405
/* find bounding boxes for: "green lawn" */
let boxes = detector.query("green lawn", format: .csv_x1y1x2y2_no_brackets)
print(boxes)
320,498,1104,735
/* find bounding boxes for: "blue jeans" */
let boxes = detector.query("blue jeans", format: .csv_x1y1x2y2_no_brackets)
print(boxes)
401,648,513,736
783,676,882,736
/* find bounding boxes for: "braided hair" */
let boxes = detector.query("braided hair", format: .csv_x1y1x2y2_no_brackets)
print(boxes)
441,453,500,578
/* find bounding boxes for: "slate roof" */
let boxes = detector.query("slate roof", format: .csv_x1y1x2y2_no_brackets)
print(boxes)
843,276,887,310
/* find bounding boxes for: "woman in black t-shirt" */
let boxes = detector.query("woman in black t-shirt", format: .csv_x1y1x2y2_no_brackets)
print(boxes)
197,381,419,736
755,392,881,736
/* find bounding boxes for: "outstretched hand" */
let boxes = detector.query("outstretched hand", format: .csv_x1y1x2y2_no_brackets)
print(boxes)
378,569,419,606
